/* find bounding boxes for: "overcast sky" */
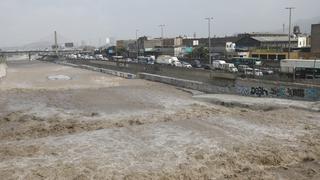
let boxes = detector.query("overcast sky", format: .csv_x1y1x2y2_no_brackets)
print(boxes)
0,0,319,47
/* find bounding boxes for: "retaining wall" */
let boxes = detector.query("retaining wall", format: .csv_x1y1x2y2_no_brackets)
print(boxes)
58,60,320,101
235,79,320,101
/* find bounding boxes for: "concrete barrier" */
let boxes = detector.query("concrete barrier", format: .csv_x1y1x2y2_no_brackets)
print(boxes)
57,61,137,79
139,73,234,94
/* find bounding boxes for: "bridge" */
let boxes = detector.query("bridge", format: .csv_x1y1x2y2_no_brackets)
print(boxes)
0,49,86,61
0,31,92,60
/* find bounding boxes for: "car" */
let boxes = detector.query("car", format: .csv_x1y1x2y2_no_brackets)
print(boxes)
181,61,192,68
131,59,139,63
191,60,202,68
238,65,250,72
138,56,154,64
245,68,263,76
260,68,274,75
172,61,183,67
102,57,109,61
254,69,263,76
95,54,104,60
202,64,214,70
125,58,133,62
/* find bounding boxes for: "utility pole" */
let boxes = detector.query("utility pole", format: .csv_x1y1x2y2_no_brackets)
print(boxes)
205,17,213,64
136,29,139,58
54,31,58,56
286,7,295,59
313,59,317,81
159,24,165,54
159,24,165,39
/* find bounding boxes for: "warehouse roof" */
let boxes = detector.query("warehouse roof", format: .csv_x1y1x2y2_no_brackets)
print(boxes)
252,36,298,42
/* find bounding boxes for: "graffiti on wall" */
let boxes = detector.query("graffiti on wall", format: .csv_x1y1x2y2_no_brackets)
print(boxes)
237,85,319,100
250,87,269,97
305,88,318,99
237,86,269,97
236,86,251,96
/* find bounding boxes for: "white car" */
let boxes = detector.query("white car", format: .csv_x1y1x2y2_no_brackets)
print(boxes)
181,61,192,68
245,68,263,76
172,61,183,67
95,54,104,60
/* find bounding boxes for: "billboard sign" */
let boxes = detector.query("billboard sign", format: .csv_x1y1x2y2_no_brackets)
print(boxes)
65,43,74,48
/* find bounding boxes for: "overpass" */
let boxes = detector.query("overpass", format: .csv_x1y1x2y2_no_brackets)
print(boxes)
0,49,88,60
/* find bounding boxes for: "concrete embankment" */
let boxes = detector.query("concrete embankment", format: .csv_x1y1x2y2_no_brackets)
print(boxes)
138,72,320,101
51,59,320,101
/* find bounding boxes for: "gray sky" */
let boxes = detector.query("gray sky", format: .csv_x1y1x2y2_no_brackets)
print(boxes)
0,0,319,47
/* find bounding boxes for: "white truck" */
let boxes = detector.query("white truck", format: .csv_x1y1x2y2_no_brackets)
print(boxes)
212,60,226,70
156,55,181,66
212,60,238,72
221,63,238,73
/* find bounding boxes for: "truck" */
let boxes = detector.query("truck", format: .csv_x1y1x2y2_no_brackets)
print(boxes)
212,60,226,70
138,56,155,64
156,55,181,66
221,63,238,73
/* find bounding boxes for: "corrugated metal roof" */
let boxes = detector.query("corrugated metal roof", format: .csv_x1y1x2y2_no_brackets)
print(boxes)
252,36,298,42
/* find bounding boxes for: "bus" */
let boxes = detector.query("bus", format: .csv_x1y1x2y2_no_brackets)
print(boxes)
229,57,261,68
280,59,320,79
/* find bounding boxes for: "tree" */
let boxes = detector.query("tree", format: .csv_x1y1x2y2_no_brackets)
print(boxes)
186,46,209,62
116,47,129,57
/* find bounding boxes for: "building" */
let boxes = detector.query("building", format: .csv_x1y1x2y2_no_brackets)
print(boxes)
182,36,240,52
236,34,298,50
116,40,136,50
311,24,320,53
298,36,311,48
142,37,185,57
143,39,162,49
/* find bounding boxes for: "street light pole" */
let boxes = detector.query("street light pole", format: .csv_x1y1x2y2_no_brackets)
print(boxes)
136,29,139,58
205,17,213,64
159,24,165,55
286,7,295,59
